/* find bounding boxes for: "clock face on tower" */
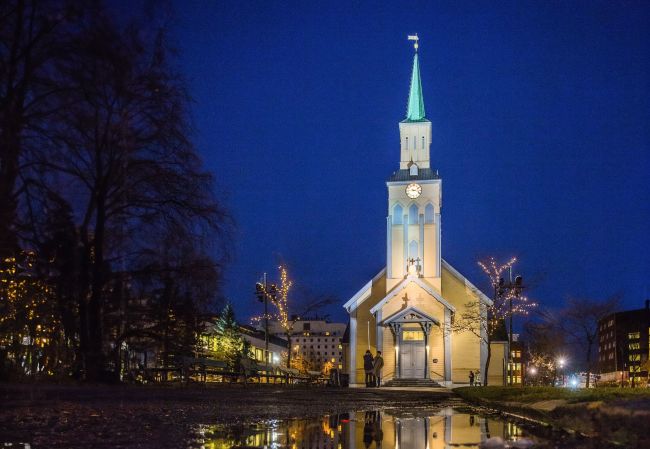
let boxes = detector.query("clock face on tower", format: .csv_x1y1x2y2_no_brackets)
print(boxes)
406,183,422,199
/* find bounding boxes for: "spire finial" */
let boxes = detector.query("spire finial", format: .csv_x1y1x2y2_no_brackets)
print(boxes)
408,34,419,52
405,35,425,121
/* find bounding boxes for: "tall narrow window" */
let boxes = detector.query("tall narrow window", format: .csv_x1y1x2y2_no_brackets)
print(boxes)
409,240,419,259
413,136,416,149
422,136,425,149
392,204,403,224
409,204,418,224
405,137,408,150
425,204,434,224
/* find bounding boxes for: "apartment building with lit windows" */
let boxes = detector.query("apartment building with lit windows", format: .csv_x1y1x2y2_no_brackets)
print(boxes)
506,337,526,385
597,300,650,385
267,319,346,371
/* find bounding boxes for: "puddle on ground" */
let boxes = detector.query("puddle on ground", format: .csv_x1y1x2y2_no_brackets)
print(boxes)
194,407,539,449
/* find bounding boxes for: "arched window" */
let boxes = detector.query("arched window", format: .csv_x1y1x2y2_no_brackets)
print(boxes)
422,136,425,149
409,240,419,258
405,137,408,150
425,203,434,224
392,204,403,224
409,204,418,224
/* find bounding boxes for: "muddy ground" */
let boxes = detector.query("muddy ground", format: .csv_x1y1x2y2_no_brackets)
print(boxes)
0,384,454,448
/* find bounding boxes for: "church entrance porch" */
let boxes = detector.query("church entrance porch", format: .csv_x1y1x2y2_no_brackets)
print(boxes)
383,306,438,380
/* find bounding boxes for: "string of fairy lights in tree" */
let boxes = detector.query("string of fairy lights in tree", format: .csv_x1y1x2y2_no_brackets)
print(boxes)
251,265,294,332
477,256,537,328
0,252,62,375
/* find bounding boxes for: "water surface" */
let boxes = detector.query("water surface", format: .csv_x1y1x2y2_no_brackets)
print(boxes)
195,407,537,449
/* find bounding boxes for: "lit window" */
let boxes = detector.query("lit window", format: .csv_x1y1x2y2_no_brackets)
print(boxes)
409,240,418,259
628,332,641,340
393,204,403,224
424,204,434,224
409,204,418,224
403,330,424,341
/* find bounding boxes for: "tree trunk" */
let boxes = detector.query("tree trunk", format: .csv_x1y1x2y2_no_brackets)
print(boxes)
85,197,106,381
482,339,491,386
286,333,292,369
585,339,593,388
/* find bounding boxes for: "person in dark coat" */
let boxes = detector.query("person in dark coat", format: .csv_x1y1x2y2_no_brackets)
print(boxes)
373,351,384,387
363,350,375,387
469,370,475,386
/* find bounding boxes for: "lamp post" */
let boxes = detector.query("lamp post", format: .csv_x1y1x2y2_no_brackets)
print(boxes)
495,273,524,386
255,275,277,368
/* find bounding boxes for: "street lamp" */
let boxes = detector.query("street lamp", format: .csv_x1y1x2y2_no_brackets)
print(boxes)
557,358,566,387
527,366,537,386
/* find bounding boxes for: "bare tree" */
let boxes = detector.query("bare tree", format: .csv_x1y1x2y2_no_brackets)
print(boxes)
254,265,335,368
543,296,620,388
23,8,228,380
524,318,567,385
451,257,536,385
0,0,81,258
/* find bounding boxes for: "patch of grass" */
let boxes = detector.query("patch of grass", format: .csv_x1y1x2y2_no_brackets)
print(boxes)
453,386,650,404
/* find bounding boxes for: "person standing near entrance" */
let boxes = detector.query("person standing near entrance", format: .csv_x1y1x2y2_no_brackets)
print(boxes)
373,351,384,387
469,370,475,386
363,350,375,387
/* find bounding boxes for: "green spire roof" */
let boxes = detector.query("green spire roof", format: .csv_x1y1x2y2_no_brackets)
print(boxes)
406,53,426,121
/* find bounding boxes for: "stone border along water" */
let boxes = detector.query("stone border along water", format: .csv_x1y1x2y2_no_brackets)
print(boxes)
460,399,628,448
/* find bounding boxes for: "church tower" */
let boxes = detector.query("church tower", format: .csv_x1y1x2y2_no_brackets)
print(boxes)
386,38,442,293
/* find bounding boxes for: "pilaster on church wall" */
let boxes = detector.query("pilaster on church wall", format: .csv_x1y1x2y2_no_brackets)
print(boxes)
441,266,484,382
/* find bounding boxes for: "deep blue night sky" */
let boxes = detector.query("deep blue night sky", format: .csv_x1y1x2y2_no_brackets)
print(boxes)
167,1,649,323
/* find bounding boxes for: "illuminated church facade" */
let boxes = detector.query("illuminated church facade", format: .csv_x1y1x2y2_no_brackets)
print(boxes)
343,40,502,387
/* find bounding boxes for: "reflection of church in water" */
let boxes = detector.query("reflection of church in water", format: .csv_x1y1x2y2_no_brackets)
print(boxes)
203,409,525,449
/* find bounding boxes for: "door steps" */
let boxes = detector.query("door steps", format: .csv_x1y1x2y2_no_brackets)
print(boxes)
382,378,442,388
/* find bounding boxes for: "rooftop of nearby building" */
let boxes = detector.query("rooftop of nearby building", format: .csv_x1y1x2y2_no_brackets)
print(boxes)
599,300,650,325
239,324,288,347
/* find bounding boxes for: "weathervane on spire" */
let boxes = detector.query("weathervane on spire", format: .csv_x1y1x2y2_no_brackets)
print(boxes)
408,34,419,52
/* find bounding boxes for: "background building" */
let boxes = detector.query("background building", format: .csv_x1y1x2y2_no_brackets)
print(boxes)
598,300,650,385
506,336,526,386
268,319,346,371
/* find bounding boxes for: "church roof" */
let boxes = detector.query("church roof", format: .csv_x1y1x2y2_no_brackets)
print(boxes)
388,167,440,182
369,275,456,315
382,305,441,326
404,52,426,122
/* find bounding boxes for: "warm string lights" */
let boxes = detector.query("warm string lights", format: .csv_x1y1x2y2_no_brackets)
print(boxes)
478,256,537,327
0,252,62,375
251,265,294,333
251,265,298,369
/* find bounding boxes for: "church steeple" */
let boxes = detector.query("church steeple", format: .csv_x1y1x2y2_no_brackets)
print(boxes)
399,35,432,170
406,52,426,121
